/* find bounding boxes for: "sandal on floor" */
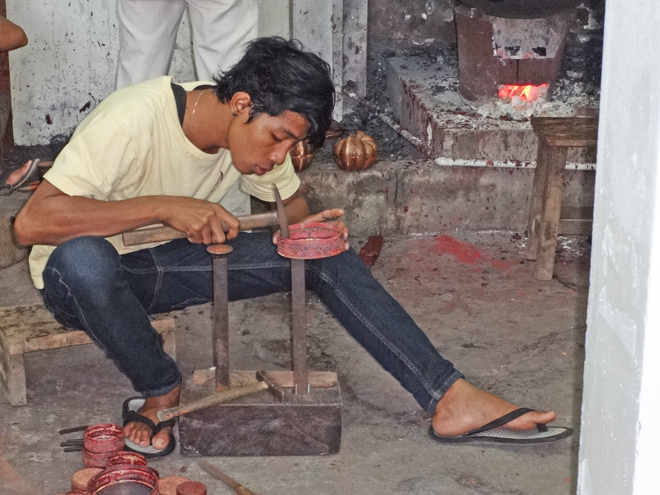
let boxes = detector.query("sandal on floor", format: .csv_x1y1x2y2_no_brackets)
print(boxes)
122,397,176,459
0,159,42,195
428,408,573,445
18,160,53,192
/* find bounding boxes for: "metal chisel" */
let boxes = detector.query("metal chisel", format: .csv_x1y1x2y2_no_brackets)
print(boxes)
198,461,258,495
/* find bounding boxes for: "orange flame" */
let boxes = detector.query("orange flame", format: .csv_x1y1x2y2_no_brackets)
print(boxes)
498,83,548,102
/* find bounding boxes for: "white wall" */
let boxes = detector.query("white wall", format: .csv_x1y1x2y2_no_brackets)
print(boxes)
578,0,660,493
6,0,290,145
7,0,363,145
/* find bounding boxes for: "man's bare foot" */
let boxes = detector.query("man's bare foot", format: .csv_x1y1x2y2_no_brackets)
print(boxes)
432,379,556,437
123,384,180,450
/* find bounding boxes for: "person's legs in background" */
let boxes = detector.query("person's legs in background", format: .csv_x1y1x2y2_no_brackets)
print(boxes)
186,0,259,79
116,0,188,89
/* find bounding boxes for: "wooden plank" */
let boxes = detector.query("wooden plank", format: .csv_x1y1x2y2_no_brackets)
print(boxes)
0,305,174,353
0,305,176,406
535,145,569,280
179,385,342,456
1,305,78,347
531,117,598,148
191,369,338,389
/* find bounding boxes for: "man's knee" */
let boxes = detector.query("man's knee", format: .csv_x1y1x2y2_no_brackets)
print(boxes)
307,247,371,286
45,236,121,292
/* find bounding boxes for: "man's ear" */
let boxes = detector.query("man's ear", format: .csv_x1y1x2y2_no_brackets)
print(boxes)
230,92,252,116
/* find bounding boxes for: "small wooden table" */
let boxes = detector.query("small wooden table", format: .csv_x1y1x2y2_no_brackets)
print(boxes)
527,117,598,280
0,305,176,406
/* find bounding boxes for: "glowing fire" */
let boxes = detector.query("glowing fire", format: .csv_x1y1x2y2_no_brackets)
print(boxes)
498,83,548,102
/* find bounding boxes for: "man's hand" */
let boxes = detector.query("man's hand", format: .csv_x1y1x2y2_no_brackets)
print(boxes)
273,208,350,252
159,197,240,245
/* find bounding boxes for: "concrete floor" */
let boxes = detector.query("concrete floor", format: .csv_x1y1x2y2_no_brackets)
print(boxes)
0,220,589,494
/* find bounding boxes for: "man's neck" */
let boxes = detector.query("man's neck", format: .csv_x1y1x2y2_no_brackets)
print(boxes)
182,89,231,154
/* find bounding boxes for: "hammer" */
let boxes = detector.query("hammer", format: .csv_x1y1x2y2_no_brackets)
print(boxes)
156,370,284,422
121,210,281,246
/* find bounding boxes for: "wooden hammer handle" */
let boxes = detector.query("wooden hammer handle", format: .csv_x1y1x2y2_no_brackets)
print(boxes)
122,211,279,246
156,381,268,422
235,486,257,495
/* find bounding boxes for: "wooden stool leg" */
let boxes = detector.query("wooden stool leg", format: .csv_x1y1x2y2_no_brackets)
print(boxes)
0,343,27,406
535,145,568,280
527,142,551,260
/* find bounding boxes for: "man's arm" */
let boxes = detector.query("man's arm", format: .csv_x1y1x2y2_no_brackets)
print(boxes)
13,180,240,247
0,16,28,52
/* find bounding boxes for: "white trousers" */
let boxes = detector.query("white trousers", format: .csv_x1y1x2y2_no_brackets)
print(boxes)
117,0,259,87
116,0,259,216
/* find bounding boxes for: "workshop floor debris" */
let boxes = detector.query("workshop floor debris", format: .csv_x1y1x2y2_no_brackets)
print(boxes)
0,230,588,495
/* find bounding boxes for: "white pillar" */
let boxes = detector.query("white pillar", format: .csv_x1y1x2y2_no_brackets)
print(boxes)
578,1,660,494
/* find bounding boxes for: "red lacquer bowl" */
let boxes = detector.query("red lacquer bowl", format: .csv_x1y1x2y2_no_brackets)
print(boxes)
276,222,345,260
87,465,159,495
84,424,124,454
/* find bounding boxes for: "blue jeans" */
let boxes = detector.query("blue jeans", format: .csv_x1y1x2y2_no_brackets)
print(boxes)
41,233,462,415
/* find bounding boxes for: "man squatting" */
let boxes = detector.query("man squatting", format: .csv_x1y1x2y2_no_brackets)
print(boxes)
14,37,563,455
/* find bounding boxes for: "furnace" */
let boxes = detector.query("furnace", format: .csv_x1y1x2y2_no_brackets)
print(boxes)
455,1,581,107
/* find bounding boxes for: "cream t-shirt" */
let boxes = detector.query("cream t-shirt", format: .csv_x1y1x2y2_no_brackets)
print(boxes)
29,76,300,289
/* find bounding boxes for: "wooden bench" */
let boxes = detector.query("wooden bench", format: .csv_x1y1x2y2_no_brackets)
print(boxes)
0,305,176,406
526,116,598,280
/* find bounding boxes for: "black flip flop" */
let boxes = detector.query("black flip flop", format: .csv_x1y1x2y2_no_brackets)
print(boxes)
122,397,176,459
428,408,573,445
0,159,41,196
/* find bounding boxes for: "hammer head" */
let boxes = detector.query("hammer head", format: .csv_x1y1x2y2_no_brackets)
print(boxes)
256,370,285,402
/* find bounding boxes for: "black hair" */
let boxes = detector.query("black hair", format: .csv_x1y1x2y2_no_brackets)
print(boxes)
213,37,335,149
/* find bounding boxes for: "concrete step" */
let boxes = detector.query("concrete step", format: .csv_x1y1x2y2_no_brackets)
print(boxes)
300,158,594,237
0,157,595,270
384,54,598,163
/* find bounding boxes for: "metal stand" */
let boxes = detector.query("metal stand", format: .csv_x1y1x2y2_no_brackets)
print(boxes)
291,259,309,395
178,241,342,457
208,244,233,389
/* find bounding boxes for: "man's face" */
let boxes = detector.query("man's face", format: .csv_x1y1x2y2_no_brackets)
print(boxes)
228,110,311,176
